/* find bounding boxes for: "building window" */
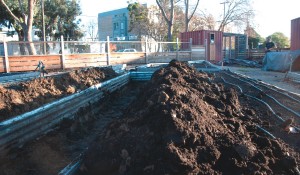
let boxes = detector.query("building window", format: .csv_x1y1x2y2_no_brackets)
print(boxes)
210,33,215,44
114,23,119,30
120,22,124,30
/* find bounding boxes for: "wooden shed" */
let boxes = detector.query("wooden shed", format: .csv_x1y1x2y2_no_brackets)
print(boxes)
180,30,223,62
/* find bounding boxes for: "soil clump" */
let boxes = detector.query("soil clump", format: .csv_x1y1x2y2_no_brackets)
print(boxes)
0,67,118,122
80,60,300,175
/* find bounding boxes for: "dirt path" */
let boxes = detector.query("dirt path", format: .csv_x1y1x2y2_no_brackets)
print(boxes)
225,66,300,95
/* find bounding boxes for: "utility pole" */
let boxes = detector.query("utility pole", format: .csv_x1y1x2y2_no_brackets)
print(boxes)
220,1,228,32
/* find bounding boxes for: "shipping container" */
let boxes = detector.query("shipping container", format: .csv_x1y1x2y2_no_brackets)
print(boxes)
291,17,300,51
180,30,223,62
223,33,247,60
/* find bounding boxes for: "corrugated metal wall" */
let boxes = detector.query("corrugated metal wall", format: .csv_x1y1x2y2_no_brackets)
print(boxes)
180,30,223,62
291,17,300,51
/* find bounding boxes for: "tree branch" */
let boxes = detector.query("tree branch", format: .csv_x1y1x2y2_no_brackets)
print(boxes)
156,0,170,24
0,0,21,24
188,0,200,22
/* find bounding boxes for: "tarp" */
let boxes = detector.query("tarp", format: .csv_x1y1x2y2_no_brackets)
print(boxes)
262,50,300,72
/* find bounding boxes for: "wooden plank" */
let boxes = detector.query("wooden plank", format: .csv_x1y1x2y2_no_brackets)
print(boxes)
110,59,145,65
68,60,106,65
10,65,61,72
110,53,145,58
65,57,104,62
65,54,106,60
65,57,101,61
0,57,6,73
65,62,106,68
9,60,61,67
9,55,61,62
65,56,106,60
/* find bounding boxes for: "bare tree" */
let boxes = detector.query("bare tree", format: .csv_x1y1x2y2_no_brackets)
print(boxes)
189,11,216,31
156,0,176,42
183,0,200,32
218,0,253,32
0,0,37,55
85,19,98,41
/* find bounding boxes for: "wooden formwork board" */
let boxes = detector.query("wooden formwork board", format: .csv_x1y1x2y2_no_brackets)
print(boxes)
0,57,5,72
64,62,107,69
65,54,107,68
110,53,145,59
110,57,146,64
65,53,106,60
7,55,61,72
10,65,61,72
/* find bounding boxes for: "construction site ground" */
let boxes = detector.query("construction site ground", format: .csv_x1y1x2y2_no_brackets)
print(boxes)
0,61,299,174
223,66,300,95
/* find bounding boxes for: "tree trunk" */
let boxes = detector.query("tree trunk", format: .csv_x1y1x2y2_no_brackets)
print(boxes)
167,22,173,51
156,0,174,42
17,31,26,55
26,0,36,55
185,0,189,32
0,0,37,55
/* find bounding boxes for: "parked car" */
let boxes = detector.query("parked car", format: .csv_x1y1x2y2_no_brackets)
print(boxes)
117,48,137,53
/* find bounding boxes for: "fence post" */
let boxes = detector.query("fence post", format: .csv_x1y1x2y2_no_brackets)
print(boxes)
106,36,110,65
205,39,208,61
145,39,148,64
3,38,10,73
176,38,179,60
189,38,192,61
60,35,65,70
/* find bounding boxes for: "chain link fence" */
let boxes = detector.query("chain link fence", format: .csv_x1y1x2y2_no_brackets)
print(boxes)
2,38,192,56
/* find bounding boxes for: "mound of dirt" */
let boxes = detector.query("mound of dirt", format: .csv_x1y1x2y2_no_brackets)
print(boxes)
80,60,300,175
0,67,118,122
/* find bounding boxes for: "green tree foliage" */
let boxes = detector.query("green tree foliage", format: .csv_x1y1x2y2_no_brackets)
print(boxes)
267,32,290,49
34,0,83,41
127,2,149,38
128,2,185,43
0,0,83,42
248,36,264,49
0,0,37,55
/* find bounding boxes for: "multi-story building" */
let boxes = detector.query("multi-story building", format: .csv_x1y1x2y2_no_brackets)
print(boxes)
98,7,138,41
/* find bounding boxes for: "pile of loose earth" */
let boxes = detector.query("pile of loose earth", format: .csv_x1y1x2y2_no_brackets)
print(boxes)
80,60,300,175
0,67,118,122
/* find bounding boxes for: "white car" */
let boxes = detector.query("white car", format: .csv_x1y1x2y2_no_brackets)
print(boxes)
117,49,137,52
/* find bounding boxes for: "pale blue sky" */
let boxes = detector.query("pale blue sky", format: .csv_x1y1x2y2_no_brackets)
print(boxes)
80,0,300,38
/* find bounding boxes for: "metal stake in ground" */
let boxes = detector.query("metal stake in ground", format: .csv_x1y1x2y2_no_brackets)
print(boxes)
34,61,48,77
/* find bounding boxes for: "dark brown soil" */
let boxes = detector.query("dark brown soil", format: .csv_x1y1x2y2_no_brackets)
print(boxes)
0,67,118,122
0,82,143,175
80,60,300,175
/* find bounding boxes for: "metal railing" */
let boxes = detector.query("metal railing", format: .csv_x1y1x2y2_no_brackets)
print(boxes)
1,36,192,56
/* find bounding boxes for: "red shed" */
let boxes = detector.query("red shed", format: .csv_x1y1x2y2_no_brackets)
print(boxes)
291,17,300,51
180,30,223,62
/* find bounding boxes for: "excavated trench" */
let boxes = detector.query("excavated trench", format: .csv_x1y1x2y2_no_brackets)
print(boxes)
0,60,300,175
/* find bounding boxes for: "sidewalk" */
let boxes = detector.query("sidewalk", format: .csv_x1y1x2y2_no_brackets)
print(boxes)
224,66,300,95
